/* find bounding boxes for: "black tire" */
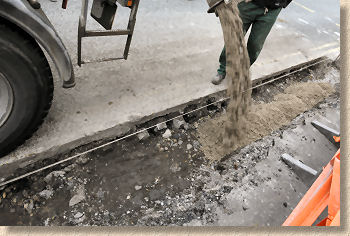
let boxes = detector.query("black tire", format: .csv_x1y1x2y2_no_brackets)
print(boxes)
0,20,54,157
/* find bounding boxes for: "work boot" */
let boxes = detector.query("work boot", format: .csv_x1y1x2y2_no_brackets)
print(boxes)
212,73,226,85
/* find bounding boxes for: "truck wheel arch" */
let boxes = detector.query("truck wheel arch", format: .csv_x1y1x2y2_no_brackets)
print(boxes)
0,19,55,157
0,0,75,88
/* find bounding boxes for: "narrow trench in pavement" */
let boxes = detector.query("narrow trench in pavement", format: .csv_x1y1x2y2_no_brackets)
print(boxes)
0,62,340,226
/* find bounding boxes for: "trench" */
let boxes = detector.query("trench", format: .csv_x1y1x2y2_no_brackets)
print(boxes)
198,82,335,161
0,62,339,226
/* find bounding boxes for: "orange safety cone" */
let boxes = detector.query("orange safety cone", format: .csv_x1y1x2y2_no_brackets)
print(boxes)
283,149,340,226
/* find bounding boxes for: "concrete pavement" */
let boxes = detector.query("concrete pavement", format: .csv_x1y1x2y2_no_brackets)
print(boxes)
0,0,340,177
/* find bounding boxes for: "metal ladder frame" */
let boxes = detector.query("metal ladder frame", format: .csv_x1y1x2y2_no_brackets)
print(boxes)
77,0,140,66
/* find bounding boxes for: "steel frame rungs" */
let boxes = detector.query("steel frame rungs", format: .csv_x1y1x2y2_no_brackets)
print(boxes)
77,0,140,66
85,29,130,37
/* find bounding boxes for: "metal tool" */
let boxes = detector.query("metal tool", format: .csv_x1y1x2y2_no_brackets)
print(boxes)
78,0,140,66
281,153,318,186
311,120,340,148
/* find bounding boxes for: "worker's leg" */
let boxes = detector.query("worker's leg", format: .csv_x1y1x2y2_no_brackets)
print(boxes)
246,8,282,65
217,47,227,76
217,23,251,75
217,2,261,75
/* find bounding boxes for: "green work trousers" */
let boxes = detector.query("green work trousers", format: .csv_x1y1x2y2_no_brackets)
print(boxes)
218,2,282,75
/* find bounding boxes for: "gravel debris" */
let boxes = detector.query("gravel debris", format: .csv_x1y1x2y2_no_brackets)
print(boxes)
162,129,172,139
38,189,53,200
69,187,85,207
137,131,150,140
74,212,84,219
135,185,142,191
173,118,186,129
44,171,65,183
156,122,167,131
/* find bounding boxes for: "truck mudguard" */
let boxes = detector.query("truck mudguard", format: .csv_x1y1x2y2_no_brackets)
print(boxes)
0,0,75,88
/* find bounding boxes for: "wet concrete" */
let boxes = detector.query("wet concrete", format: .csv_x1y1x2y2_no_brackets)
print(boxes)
198,81,335,161
0,63,340,226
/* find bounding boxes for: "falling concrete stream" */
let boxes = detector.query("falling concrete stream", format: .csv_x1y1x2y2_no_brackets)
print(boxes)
215,1,252,151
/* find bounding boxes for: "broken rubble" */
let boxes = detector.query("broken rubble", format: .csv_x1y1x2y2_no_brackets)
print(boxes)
24,200,34,213
162,129,172,139
74,212,84,219
183,123,189,130
193,141,200,149
72,215,85,224
155,122,167,131
69,187,85,207
170,163,181,173
137,131,150,140
44,171,65,183
63,164,77,172
38,189,53,200
96,189,104,199
172,118,186,129
76,156,89,164
135,185,142,191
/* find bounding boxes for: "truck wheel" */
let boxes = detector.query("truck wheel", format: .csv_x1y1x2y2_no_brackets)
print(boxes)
0,21,54,157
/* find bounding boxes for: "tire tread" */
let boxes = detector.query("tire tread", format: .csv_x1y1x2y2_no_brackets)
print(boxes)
0,21,54,156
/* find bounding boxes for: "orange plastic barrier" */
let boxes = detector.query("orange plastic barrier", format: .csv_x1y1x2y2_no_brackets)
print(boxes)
283,149,340,226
